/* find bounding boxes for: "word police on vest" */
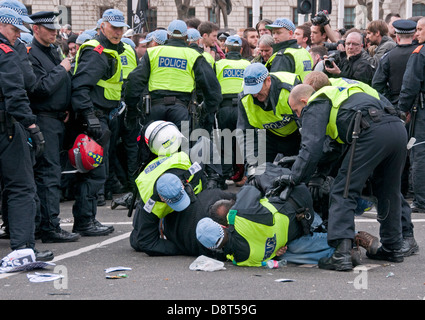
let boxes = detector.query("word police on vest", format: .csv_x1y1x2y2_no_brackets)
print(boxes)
159,56,188,70
223,68,244,78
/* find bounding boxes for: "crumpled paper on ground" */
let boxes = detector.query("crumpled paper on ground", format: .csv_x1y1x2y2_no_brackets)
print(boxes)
27,272,64,283
189,255,226,272
0,248,55,273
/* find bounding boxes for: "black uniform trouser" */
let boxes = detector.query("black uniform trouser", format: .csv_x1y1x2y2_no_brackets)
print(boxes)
328,119,407,250
410,107,425,208
216,103,240,179
109,114,140,190
145,102,190,132
0,122,36,250
34,115,65,232
72,114,117,226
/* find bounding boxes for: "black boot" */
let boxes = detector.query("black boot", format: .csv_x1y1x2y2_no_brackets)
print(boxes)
366,245,404,263
319,239,353,271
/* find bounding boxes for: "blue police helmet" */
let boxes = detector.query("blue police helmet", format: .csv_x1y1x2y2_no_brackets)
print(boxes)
266,18,296,32
140,31,154,44
167,19,187,37
19,32,33,44
121,37,136,48
225,35,242,46
0,0,33,24
76,33,93,45
83,29,97,37
102,9,129,28
0,7,29,32
187,28,201,42
153,29,167,45
243,63,269,95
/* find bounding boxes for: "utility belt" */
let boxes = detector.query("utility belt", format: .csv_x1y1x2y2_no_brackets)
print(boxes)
36,111,67,121
151,96,188,107
0,110,16,140
287,197,313,236
360,106,401,130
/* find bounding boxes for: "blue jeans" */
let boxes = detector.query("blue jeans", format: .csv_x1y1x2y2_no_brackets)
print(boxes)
281,232,335,265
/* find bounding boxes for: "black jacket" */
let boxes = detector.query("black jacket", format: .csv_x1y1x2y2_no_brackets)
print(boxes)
28,37,72,113
71,32,124,114
0,34,35,127
398,43,425,112
268,39,299,73
291,92,393,185
332,50,375,85
372,43,418,105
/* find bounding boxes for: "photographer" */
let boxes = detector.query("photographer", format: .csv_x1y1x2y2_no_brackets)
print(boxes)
323,31,375,85
310,11,339,47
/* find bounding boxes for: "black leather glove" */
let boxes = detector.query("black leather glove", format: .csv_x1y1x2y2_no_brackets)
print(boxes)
124,107,139,130
81,110,102,140
26,125,45,158
308,174,326,202
266,174,294,198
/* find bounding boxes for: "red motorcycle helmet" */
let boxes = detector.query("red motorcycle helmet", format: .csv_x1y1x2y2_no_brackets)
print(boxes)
68,134,104,173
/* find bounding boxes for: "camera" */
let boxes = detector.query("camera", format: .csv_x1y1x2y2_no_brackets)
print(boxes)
324,52,337,68
324,57,335,68
323,39,345,51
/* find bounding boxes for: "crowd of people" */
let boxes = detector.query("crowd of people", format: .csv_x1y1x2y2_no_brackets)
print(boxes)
0,0,423,272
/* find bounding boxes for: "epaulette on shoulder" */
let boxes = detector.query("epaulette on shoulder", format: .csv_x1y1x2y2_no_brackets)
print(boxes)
93,44,104,54
0,43,13,54
412,45,423,54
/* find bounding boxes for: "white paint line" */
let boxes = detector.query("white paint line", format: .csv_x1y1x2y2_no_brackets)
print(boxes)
0,232,131,280
356,219,425,223
51,231,131,263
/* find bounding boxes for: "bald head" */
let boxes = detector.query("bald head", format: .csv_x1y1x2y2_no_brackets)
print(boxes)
289,84,315,117
303,71,330,91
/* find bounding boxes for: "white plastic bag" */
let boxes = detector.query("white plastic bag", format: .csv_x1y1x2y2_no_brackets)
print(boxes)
189,255,226,272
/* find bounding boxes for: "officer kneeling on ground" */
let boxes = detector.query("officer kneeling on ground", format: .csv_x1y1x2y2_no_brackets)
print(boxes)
129,121,211,255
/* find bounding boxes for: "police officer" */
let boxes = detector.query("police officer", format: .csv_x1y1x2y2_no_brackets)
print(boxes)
304,71,419,257
70,9,128,236
124,19,222,133
102,35,139,203
130,121,207,255
264,18,313,81
27,11,79,243
215,35,250,185
0,7,53,260
287,82,407,271
372,19,418,106
237,63,301,178
372,19,418,210
0,0,36,240
196,165,335,267
399,17,425,213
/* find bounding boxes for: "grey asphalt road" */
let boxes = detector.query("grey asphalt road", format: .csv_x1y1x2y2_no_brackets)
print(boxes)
1,183,425,304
